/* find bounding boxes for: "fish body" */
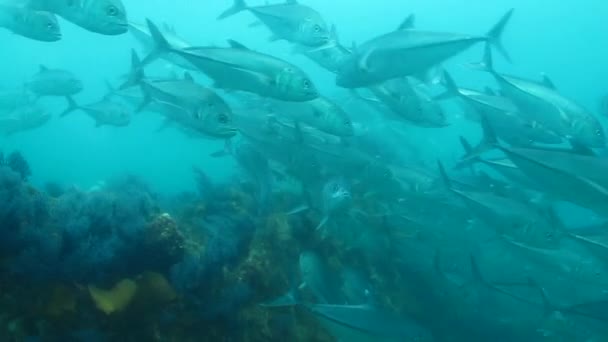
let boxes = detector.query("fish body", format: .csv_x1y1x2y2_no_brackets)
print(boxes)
0,3,61,41
368,77,448,127
336,9,513,87
477,45,605,148
299,251,336,304
442,71,561,145
26,65,83,98
264,96,354,137
123,52,237,138
143,19,318,102
306,304,433,342
218,0,331,47
26,0,128,35
0,104,51,135
62,96,131,127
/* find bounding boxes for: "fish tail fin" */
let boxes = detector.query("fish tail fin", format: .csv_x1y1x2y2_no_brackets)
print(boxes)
436,160,453,190
217,0,247,20
454,136,482,170
136,90,152,113
467,43,495,73
142,18,173,66
479,113,498,148
210,139,234,157
60,96,79,117
120,49,146,90
435,70,462,100
103,80,117,100
486,9,514,63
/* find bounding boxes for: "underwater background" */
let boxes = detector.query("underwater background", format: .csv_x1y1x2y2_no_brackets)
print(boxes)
1,0,608,341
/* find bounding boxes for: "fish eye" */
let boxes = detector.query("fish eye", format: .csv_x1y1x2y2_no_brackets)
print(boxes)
303,80,311,89
344,120,351,126
107,5,119,17
46,22,54,30
208,102,215,108
314,25,321,32
218,113,229,124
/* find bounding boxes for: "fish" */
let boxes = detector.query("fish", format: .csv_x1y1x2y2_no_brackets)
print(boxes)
441,70,562,146
360,77,449,127
438,161,560,248
0,4,61,42
142,19,319,102
317,177,351,230
61,96,131,127
128,21,195,71
0,89,34,113
341,268,372,305
463,115,608,215
473,44,605,148
26,65,83,98
26,0,128,35
122,51,237,139
336,9,514,88
232,140,274,214
0,104,51,135
259,96,354,137
218,0,331,47
600,95,608,118
298,250,338,304
502,238,608,288
304,303,433,342
293,25,352,73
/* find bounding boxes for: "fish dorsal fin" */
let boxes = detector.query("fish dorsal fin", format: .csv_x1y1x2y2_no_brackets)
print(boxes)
397,14,416,30
39,65,48,72
541,73,557,89
184,72,194,82
227,39,250,50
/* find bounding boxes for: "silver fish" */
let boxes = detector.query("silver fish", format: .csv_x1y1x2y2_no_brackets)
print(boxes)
474,45,605,148
0,4,61,42
0,104,51,135
142,19,318,102
218,0,330,47
262,96,354,137
336,9,513,88
27,0,127,35
305,303,433,342
26,65,83,98
441,70,562,146
61,96,131,127
123,51,237,139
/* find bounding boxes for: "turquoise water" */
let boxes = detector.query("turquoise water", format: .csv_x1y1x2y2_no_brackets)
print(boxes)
1,1,608,341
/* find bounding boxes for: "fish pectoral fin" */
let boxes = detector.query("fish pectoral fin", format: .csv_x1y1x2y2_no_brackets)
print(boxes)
315,216,329,231
357,48,376,72
298,282,307,290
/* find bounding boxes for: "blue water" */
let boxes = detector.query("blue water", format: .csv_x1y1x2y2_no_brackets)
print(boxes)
2,1,606,193
2,1,608,341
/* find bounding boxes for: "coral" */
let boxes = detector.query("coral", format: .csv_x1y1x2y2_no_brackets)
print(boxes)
0,151,31,181
140,213,185,273
88,279,138,315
